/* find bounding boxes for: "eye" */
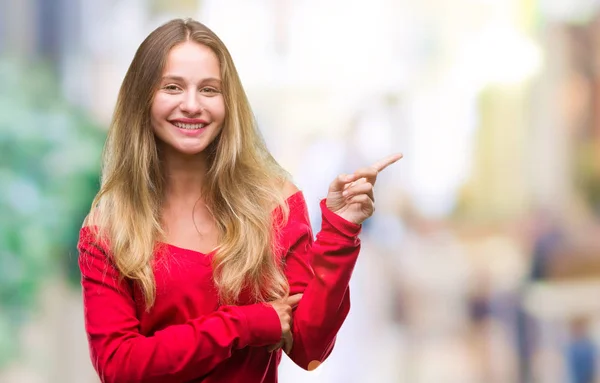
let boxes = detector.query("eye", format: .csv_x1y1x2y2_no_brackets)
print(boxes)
200,87,221,95
162,84,181,92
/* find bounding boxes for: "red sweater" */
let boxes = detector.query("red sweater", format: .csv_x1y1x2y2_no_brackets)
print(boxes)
78,191,361,383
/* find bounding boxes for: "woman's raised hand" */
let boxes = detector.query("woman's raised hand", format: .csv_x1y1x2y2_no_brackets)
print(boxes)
326,153,403,225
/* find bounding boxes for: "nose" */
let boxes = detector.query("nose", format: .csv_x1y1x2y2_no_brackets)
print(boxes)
180,90,203,115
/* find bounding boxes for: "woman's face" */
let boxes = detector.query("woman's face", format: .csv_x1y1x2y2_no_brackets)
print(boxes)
151,41,226,157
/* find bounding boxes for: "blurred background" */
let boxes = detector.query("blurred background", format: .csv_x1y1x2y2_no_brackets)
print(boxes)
2,0,600,382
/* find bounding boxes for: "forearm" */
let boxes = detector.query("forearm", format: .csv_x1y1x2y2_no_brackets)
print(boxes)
286,199,361,369
88,303,280,383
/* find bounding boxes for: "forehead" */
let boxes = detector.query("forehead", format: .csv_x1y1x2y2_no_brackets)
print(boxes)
162,41,221,78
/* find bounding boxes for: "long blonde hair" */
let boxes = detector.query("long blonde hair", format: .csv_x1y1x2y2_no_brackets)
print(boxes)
87,19,291,309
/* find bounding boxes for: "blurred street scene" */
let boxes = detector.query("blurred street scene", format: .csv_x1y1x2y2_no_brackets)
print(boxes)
2,0,600,382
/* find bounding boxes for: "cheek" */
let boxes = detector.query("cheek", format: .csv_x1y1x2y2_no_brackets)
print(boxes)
210,98,226,122
150,103,158,124
150,97,163,122
151,94,175,118
150,99,170,136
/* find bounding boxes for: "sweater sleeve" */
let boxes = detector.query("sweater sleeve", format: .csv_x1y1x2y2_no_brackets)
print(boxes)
78,229,281,383
281,195,361,370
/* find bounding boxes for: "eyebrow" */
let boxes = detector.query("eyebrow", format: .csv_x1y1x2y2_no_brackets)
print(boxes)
161,75,222,84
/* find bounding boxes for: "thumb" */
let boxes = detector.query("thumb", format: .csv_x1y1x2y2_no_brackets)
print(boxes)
286,293,303,307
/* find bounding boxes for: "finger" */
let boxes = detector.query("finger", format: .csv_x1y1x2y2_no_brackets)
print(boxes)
347,194,374,210
329,173,358,193
268,340,281,352
283,332,294,354
344,177,368,190
352,153,402,186
267,340,284,353
371,153,403,173
342,182,374,200
286,294,303,307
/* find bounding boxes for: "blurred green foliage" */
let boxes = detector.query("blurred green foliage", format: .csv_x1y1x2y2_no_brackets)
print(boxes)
0,58,104,367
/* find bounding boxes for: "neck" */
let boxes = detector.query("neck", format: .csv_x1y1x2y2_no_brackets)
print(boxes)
161,147,210,207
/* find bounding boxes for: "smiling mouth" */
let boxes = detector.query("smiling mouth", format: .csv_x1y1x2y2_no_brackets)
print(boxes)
172,122,207,130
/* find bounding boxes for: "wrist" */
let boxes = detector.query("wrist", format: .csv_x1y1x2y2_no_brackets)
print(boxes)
320,199,362,238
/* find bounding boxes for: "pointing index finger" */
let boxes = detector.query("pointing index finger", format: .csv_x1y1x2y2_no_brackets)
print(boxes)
371,153,403,173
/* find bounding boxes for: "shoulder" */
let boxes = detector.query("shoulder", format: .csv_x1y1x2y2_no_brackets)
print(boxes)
278,180,310,229
282,180,300,200
82,206,103,227
280,180,305,212
274,182,313,252
79,210,102,248
271,179,306,222
78,209,110,258
78,225,107,255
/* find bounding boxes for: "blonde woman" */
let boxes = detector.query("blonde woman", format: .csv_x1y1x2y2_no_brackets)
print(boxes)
78,18,401,383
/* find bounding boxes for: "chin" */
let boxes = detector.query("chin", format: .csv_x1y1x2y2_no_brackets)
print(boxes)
177,145,210,156
156,132,219,158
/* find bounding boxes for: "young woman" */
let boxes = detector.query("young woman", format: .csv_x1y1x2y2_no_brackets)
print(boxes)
78,18,401,383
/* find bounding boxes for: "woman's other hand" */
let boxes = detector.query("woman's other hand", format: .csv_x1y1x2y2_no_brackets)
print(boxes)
267,294,303,354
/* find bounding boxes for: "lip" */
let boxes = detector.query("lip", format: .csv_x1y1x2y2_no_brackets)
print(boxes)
168,119,208,137
170,118,209,124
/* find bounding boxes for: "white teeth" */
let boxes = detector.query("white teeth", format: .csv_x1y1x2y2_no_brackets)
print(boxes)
173,122,206,130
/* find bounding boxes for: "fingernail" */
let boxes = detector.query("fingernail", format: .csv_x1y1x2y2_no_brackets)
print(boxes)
342,190,348,197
